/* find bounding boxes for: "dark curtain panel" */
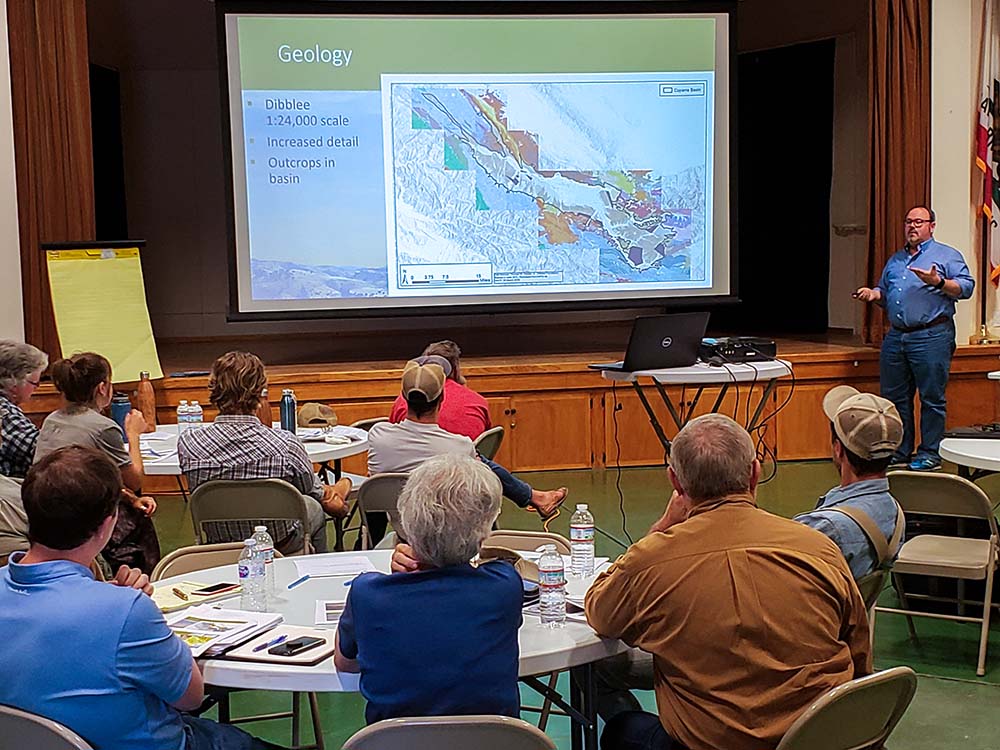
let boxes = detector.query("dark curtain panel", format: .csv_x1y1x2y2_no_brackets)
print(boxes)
7,0,95,356
866,0,931,345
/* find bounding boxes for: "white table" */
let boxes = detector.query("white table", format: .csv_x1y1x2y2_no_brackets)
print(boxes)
601,360,793,460
141,424,368,550
160,551,625,750
940,438,1000,482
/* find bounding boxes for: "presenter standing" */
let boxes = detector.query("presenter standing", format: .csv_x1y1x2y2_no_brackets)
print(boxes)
855,206,974,471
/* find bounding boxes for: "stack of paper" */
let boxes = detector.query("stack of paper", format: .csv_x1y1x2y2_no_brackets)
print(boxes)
293,555,377,578
315,599,348,626
166,605,282,657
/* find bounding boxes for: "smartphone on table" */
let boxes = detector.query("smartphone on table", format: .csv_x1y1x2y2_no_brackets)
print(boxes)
269,636,325,657
191,582,240,596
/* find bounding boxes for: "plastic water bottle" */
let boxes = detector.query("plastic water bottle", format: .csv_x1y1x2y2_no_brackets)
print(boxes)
537,544,566,628
189,400,204,429
238,539,266,612
570,503,596,578
252,525,276,602
176,400,190,434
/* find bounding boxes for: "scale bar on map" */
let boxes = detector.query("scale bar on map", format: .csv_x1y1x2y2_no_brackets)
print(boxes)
398,263,493,288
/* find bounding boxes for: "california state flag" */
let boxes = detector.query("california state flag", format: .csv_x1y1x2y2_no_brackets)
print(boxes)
976,0,1000,288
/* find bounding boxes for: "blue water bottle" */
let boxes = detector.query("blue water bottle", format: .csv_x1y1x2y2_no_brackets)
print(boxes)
110,393,132,439
279,388,297,433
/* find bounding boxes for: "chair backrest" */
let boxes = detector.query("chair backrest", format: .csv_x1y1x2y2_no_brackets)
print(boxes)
474,426,505,460
189,479,312,552
357,473,409,541
350,417,389,432
343,715,556,750
485,529,572,556
888,471,998,534
854,569,887,611
0,704,93,749
775,666,917,750
151,542,247,581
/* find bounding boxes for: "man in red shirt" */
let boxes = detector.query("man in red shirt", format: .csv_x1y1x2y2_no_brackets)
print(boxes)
389,340,490,440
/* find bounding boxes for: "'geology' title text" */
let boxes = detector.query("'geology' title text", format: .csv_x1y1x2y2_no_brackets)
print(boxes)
277,44,353,67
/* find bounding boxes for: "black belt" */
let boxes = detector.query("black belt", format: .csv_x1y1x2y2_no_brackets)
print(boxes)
891,315,950,334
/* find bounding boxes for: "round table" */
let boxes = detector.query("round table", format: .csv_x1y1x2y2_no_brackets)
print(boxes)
940,437,1000,481
159,550,624,749
140,424,368,476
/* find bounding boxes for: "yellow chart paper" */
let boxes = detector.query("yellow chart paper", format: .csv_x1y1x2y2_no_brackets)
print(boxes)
46,247,163,379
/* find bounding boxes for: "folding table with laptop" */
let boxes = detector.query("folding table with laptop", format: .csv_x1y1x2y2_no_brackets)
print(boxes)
591,313,793,461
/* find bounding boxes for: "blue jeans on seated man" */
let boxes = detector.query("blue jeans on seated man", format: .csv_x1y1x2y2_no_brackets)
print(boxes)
601,711,686,750
182,715,285,749
880,321,955,463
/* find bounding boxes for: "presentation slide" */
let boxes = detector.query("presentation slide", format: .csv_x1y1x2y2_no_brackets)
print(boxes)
224,12,730,313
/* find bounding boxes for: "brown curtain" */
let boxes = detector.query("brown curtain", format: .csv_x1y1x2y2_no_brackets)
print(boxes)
7,0,95,356
865,0,932,345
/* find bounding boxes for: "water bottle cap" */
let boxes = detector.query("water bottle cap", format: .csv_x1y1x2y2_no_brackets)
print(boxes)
254,525,267,532
537,544,557,554
179,400,188,405
140,371,150,379
282,388,294,395
192,400,200,405
576,503,588,511
243,539,255,547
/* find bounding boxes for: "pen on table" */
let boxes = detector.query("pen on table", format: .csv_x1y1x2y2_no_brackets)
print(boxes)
253,634,287,653
288,575,310,589
172,587,189,601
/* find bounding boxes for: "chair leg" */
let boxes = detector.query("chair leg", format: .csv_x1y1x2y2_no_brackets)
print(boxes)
868,605,877,650
308,692,326,750
537,671,560,731
892,573,918,641
291,692,302,747
977,564,996,677
218,692,231,724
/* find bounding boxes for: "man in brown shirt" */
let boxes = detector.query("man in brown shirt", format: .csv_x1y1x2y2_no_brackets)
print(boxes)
585,414,871,750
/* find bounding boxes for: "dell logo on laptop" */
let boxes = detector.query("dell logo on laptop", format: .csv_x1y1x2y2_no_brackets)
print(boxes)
661,337,673,348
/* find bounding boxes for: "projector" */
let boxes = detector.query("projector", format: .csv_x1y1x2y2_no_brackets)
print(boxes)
699,337,777,363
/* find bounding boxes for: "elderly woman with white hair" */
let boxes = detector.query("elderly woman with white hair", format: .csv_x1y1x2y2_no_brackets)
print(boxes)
0,341,48,477
334,453,523,724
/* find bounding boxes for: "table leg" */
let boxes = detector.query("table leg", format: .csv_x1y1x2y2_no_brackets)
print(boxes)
632,381,674,462
569,663,598,750
176,476,188,504
747,378,779,432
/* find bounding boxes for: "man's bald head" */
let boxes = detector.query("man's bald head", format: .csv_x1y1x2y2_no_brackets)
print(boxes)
670,414,757,503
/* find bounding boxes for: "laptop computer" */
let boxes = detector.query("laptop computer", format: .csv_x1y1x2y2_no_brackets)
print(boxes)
589,312,710,372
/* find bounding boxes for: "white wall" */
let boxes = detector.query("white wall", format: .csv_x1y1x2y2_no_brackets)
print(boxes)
931,0,996,341
0,4,24,341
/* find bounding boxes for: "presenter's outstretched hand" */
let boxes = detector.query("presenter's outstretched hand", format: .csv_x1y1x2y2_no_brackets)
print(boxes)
910,263,942,287
854,287,880,303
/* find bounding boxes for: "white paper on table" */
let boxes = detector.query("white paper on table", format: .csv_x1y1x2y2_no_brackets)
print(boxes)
330,425,368,441
293,555,377,578
315,599,347,626
140,431,175,442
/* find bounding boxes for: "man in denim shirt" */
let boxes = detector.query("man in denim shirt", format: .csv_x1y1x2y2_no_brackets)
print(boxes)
855,206,974,471
796,386,904,580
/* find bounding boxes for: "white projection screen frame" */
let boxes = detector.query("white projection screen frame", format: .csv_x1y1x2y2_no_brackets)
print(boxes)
222,7,733,317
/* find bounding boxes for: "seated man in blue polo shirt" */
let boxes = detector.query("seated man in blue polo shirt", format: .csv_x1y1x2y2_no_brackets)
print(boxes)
335,454,522,723
795,386,905,580
0,445,279,750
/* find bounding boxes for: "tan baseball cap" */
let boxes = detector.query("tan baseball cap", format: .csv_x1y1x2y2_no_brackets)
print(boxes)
822,385,903,460
297,402,338,428
401,359,446,402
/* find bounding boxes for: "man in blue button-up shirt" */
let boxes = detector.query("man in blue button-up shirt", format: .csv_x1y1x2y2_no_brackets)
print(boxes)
855,206,975,470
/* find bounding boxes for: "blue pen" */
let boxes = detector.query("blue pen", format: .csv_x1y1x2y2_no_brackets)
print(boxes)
253,634,287,653
287,575,310,589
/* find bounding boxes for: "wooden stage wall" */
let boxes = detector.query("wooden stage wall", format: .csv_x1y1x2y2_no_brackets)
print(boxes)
22,340,1000,494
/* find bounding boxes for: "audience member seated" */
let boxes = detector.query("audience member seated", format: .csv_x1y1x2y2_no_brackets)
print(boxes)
0,340,48,477
585,414,871,750
366,357,566,542
335,453,521,723
0,434,28,565
177,351,350,554
34,352,160,573
795,385,904,580
0,446,281,750
389,339,490,439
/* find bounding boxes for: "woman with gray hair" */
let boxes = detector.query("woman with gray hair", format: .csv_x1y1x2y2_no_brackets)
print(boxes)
0,341,48,477
334,453,523,724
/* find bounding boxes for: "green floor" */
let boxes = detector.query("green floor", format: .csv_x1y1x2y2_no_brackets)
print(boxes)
154,462,1000,749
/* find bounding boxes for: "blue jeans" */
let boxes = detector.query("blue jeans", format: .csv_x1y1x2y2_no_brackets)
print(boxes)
182,715,283,749
880,321,956,461
479,456,532,507
601,711,685,750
